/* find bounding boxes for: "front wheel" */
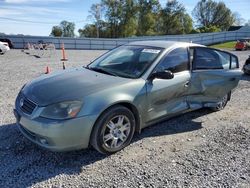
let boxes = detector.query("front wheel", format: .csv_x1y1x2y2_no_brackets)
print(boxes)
210,93,230,111
90,105,136,154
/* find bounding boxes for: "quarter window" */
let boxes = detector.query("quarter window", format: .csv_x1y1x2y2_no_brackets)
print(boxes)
156,48,189,73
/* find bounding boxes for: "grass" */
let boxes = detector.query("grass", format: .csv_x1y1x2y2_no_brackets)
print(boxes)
209,41,236,49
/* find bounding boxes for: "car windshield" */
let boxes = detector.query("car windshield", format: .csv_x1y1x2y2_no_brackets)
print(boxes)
87,45,163,78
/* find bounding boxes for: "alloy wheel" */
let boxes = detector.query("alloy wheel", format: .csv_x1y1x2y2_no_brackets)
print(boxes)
102,115,131,149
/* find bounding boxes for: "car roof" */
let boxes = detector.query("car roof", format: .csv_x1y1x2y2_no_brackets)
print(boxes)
127,40,204,49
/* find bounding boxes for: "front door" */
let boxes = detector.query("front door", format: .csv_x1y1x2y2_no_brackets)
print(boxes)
145,47,191,124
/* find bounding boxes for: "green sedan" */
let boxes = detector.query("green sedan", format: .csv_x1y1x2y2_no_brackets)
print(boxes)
14,41,242,154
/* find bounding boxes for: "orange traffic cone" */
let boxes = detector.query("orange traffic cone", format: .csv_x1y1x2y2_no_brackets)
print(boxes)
45,66,51,74
61,43,68,61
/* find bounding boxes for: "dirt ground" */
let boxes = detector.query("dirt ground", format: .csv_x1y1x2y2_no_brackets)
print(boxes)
0,49,249,187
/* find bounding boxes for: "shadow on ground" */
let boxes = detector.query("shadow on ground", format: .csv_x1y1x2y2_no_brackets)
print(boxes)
22,50,41,58
0,108,210,187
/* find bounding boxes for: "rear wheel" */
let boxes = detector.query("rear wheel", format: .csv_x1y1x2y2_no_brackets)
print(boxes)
90,105,135,154
210,93,230,111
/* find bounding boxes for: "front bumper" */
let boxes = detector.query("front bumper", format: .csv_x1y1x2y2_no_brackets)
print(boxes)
14,109,98,152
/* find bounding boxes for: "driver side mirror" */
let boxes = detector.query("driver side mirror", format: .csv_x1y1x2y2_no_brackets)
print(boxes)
149,70,174,80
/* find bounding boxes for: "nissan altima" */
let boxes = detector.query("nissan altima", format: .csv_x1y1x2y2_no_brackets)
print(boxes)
14,41,242,154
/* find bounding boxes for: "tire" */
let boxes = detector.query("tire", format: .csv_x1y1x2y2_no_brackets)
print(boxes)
210,93,230,111
90,105,136,154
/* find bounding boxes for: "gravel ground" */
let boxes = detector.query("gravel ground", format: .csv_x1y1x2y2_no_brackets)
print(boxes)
0,49,249,188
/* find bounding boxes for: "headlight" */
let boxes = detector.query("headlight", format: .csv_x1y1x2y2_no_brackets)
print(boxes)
40,101,83,120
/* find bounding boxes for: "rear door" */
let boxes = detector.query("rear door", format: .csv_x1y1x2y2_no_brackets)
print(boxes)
187,47,242,109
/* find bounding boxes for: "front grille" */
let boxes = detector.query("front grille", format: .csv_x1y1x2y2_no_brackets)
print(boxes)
20,97,37,115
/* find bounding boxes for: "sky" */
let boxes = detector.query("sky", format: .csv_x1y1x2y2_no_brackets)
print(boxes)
0,0,249,36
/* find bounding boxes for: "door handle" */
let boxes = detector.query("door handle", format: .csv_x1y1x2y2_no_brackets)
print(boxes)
229,77,236,81
184,81,190,88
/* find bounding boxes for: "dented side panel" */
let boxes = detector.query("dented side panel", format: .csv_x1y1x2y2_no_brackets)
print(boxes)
145,71,190,124
187,69,242,108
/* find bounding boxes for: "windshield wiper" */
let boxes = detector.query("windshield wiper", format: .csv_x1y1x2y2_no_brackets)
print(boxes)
86,66,117,77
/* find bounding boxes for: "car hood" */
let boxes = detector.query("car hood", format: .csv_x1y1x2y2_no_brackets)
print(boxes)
22,68,131,106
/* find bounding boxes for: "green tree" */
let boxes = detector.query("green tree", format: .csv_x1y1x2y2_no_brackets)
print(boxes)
161,0,193,34
60,20,75,37
102,0,123,38
78,24,96,38
192,0,234,31
199,25,221,33
79,21,110,38
137,0,161,36
189,28,200,34
88,3,105,38
50,26,63,37
182,14,193,34
122,17,137,37
120,0,138,37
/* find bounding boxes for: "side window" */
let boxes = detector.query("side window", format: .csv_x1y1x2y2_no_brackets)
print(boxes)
193,47,238,70
193,48,223,70
156,48,189,73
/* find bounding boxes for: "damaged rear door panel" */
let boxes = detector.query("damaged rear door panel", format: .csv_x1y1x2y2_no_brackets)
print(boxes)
187,47,242,109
